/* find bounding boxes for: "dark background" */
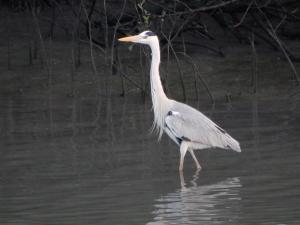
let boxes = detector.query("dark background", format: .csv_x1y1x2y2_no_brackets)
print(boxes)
0,0,300,100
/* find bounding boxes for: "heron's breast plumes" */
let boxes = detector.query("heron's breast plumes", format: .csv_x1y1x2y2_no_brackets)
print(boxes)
150,74,170,140
148,38,170,140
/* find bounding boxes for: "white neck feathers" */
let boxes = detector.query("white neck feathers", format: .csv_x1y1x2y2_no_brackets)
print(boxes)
149,38,169,139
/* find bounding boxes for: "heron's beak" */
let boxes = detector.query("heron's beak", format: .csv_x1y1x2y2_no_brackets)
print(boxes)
118,35,140,42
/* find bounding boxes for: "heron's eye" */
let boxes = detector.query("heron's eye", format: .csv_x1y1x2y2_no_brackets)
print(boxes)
142,36,148,39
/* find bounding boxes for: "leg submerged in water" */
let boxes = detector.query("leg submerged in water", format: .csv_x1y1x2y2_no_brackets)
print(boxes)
189,149,201,170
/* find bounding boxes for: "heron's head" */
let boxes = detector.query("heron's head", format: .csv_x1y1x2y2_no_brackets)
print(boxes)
118,30,157,46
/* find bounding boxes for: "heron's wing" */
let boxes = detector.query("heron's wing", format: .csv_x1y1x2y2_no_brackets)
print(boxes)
165,103,241,152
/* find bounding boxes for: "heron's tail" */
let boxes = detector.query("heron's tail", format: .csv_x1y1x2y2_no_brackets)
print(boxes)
225,134,241,152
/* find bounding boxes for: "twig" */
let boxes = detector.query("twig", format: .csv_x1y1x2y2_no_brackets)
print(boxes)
172,41,225,57
6,12,11,70
252,11,297,61
161,13,195,51
119,69,147,93
103,0,109,61
161,32,187,101
79,38,105,54
249,33,258,93
163,0,239,16
274,14,287,32
111,0,126,75
82,0,98,78
179,52,199,101
29,2,51,83
139,47,148,102
177,52,215,104
116,47,126,96
239,22,278,50
70,2,82,95
256,7,300,85
233,0,254,28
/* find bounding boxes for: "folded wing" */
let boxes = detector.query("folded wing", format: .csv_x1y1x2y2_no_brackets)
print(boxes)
165,102,241,152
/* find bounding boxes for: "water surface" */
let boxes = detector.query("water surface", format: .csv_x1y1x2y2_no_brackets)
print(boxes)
0,94,300,225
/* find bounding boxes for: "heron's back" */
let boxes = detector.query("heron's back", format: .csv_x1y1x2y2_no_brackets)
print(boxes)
168,100,241,152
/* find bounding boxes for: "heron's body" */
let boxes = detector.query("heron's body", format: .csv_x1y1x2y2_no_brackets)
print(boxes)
119,31,241,170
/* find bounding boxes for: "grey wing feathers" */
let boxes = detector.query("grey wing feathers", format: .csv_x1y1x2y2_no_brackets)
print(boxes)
165,102,241,152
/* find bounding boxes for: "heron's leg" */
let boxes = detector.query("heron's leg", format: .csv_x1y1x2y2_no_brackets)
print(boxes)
179,170,186,188
179,141,188,171
189,149,201,170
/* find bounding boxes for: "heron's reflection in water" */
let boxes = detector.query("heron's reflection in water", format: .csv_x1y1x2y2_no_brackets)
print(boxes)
147,171,242,225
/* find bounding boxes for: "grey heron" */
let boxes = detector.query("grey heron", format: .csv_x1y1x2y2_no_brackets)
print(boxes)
119,31,241,171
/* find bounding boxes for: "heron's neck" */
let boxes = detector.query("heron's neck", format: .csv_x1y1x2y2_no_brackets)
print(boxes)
149,39,169,139
150,39,167,101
